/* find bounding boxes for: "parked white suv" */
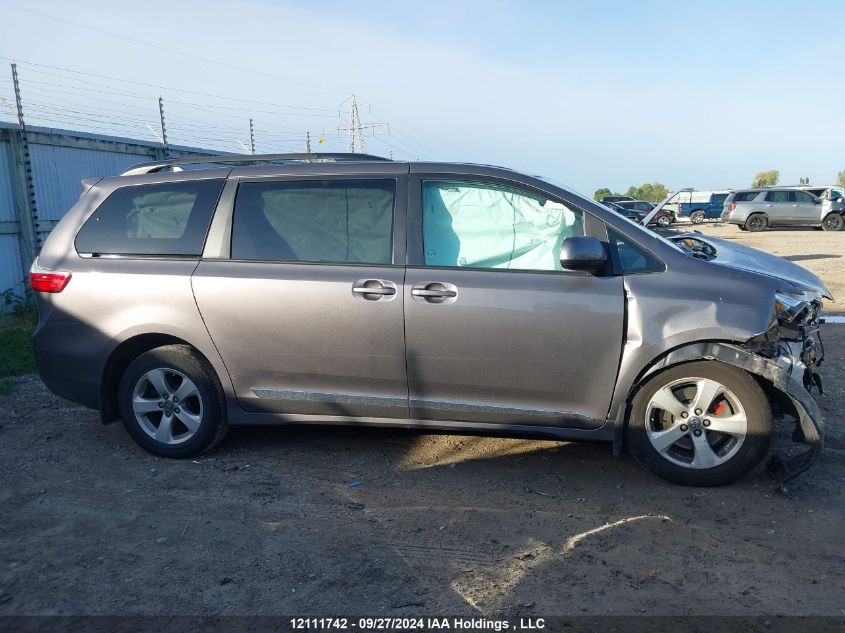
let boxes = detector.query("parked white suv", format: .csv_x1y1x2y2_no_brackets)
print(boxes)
721,187,845,231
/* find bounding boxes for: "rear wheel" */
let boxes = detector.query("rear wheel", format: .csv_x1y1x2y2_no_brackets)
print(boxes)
745,214,768,232
690,211,705,224
627,361,772,486
656,214,671,227
118,344,228,458
821,213,844,231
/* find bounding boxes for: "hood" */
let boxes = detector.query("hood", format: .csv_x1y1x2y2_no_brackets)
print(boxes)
669,232,833,300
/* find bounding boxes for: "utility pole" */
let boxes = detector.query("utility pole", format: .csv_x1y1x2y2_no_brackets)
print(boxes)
10,62,40,261
249,118,256,155
158,96,169,158
334,95,387,153
306,131,312,154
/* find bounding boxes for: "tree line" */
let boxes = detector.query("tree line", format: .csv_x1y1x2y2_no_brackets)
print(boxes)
594,170,845,202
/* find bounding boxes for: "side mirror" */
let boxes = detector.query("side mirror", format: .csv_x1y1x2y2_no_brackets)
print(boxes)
560,236,608,272
813,198,821,205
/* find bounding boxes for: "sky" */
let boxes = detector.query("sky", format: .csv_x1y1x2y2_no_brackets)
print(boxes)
0,0,842,196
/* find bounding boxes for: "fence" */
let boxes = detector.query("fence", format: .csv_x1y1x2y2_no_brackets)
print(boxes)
0,121,216,303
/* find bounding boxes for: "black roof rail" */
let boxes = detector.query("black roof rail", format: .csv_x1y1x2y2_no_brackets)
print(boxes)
121,152,391,176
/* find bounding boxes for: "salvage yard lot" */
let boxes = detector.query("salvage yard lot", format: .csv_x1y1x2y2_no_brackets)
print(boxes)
0,225,844,617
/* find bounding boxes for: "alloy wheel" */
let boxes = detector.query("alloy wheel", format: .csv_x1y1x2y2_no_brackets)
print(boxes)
645,377,747,469
131,368,204,444
822,214,844,231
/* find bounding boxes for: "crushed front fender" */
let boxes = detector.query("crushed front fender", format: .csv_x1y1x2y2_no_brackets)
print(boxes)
634,342,823,484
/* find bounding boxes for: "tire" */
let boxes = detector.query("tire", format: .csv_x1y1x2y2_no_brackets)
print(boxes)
690,211,705,224
627,361,772,486
118,344,228,458
745,214,768,232
738,225,748,231
821,213,844,232
656,214,671,227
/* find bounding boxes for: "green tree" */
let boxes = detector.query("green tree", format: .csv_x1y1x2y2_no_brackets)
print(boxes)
593,187,617,201
752,170,779,188
625,182,669,203
837,170,845,187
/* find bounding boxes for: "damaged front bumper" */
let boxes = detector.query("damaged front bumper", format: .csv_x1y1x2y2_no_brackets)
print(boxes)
707,343,823,483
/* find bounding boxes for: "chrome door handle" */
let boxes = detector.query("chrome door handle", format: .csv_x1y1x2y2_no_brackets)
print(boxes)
411,288,456,298
411,282,458,303
353,286,396,295
352,279,397,301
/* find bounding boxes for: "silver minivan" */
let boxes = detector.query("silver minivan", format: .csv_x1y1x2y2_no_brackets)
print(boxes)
722,187,845,231
31,154,831,486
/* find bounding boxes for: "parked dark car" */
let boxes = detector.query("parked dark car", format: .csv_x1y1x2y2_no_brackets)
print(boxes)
604,201,642,221
30,153,829,486
600,195,636,204
616,200,675,227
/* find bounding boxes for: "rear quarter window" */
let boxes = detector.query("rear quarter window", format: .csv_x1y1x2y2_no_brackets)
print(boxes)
75,180,225,256
734,191,760,202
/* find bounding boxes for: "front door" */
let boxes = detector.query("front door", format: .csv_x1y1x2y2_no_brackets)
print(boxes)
403,176,624,428
193,175,409,419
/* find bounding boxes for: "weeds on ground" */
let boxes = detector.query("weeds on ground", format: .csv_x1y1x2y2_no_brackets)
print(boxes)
0,288,37,395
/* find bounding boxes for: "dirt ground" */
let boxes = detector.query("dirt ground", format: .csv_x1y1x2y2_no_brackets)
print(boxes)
683,222,845,312
1,224,844,620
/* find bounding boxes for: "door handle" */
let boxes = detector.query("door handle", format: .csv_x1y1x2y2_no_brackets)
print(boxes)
353,286,396,295
411,288,456,298
352,280,397,300
411,282,458,303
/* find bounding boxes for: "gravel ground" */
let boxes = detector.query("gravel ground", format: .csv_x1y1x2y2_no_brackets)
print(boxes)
0,325,843,618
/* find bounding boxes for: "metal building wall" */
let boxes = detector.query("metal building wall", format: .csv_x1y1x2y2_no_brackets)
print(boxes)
29,144,146,222
0,122,214,303
0,138,23,296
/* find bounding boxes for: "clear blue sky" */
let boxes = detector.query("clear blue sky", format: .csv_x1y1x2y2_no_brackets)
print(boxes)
0,0,842,196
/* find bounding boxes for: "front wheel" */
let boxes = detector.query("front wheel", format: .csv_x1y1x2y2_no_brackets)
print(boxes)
821,213,844,231
627,361,772,486
118,344,228,458
656,214,671,227
690,211,705,224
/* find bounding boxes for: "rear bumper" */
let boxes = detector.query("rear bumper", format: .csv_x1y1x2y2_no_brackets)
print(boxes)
33,321,109,410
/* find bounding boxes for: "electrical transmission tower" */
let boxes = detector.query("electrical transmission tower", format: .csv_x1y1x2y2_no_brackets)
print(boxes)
333,95,387,153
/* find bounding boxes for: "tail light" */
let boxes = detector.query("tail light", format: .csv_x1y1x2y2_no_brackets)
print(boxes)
30,261,72,293
729,202,736,211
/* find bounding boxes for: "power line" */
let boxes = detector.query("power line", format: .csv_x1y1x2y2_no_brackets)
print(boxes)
0,2,349,95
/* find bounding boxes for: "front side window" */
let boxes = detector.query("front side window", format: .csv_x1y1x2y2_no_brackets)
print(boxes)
792,191,814,203
75,179,225,256
230,179,395,264
422,180,583,272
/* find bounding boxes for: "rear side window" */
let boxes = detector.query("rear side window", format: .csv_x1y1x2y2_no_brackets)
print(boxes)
734,191,760,202
230,179,394,264
75,180,224,256
765,190,790,203
422,180,583,272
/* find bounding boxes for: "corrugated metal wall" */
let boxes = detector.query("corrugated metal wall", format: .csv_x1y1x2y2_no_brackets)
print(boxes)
29,144,146,222
0,123,213,304
0,139,22,296
0,140,14,222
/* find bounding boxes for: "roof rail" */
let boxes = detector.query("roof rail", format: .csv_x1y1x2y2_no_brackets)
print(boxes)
121,152,391,176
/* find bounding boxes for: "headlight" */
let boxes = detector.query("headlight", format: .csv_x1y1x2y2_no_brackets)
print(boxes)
774,291,810,324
